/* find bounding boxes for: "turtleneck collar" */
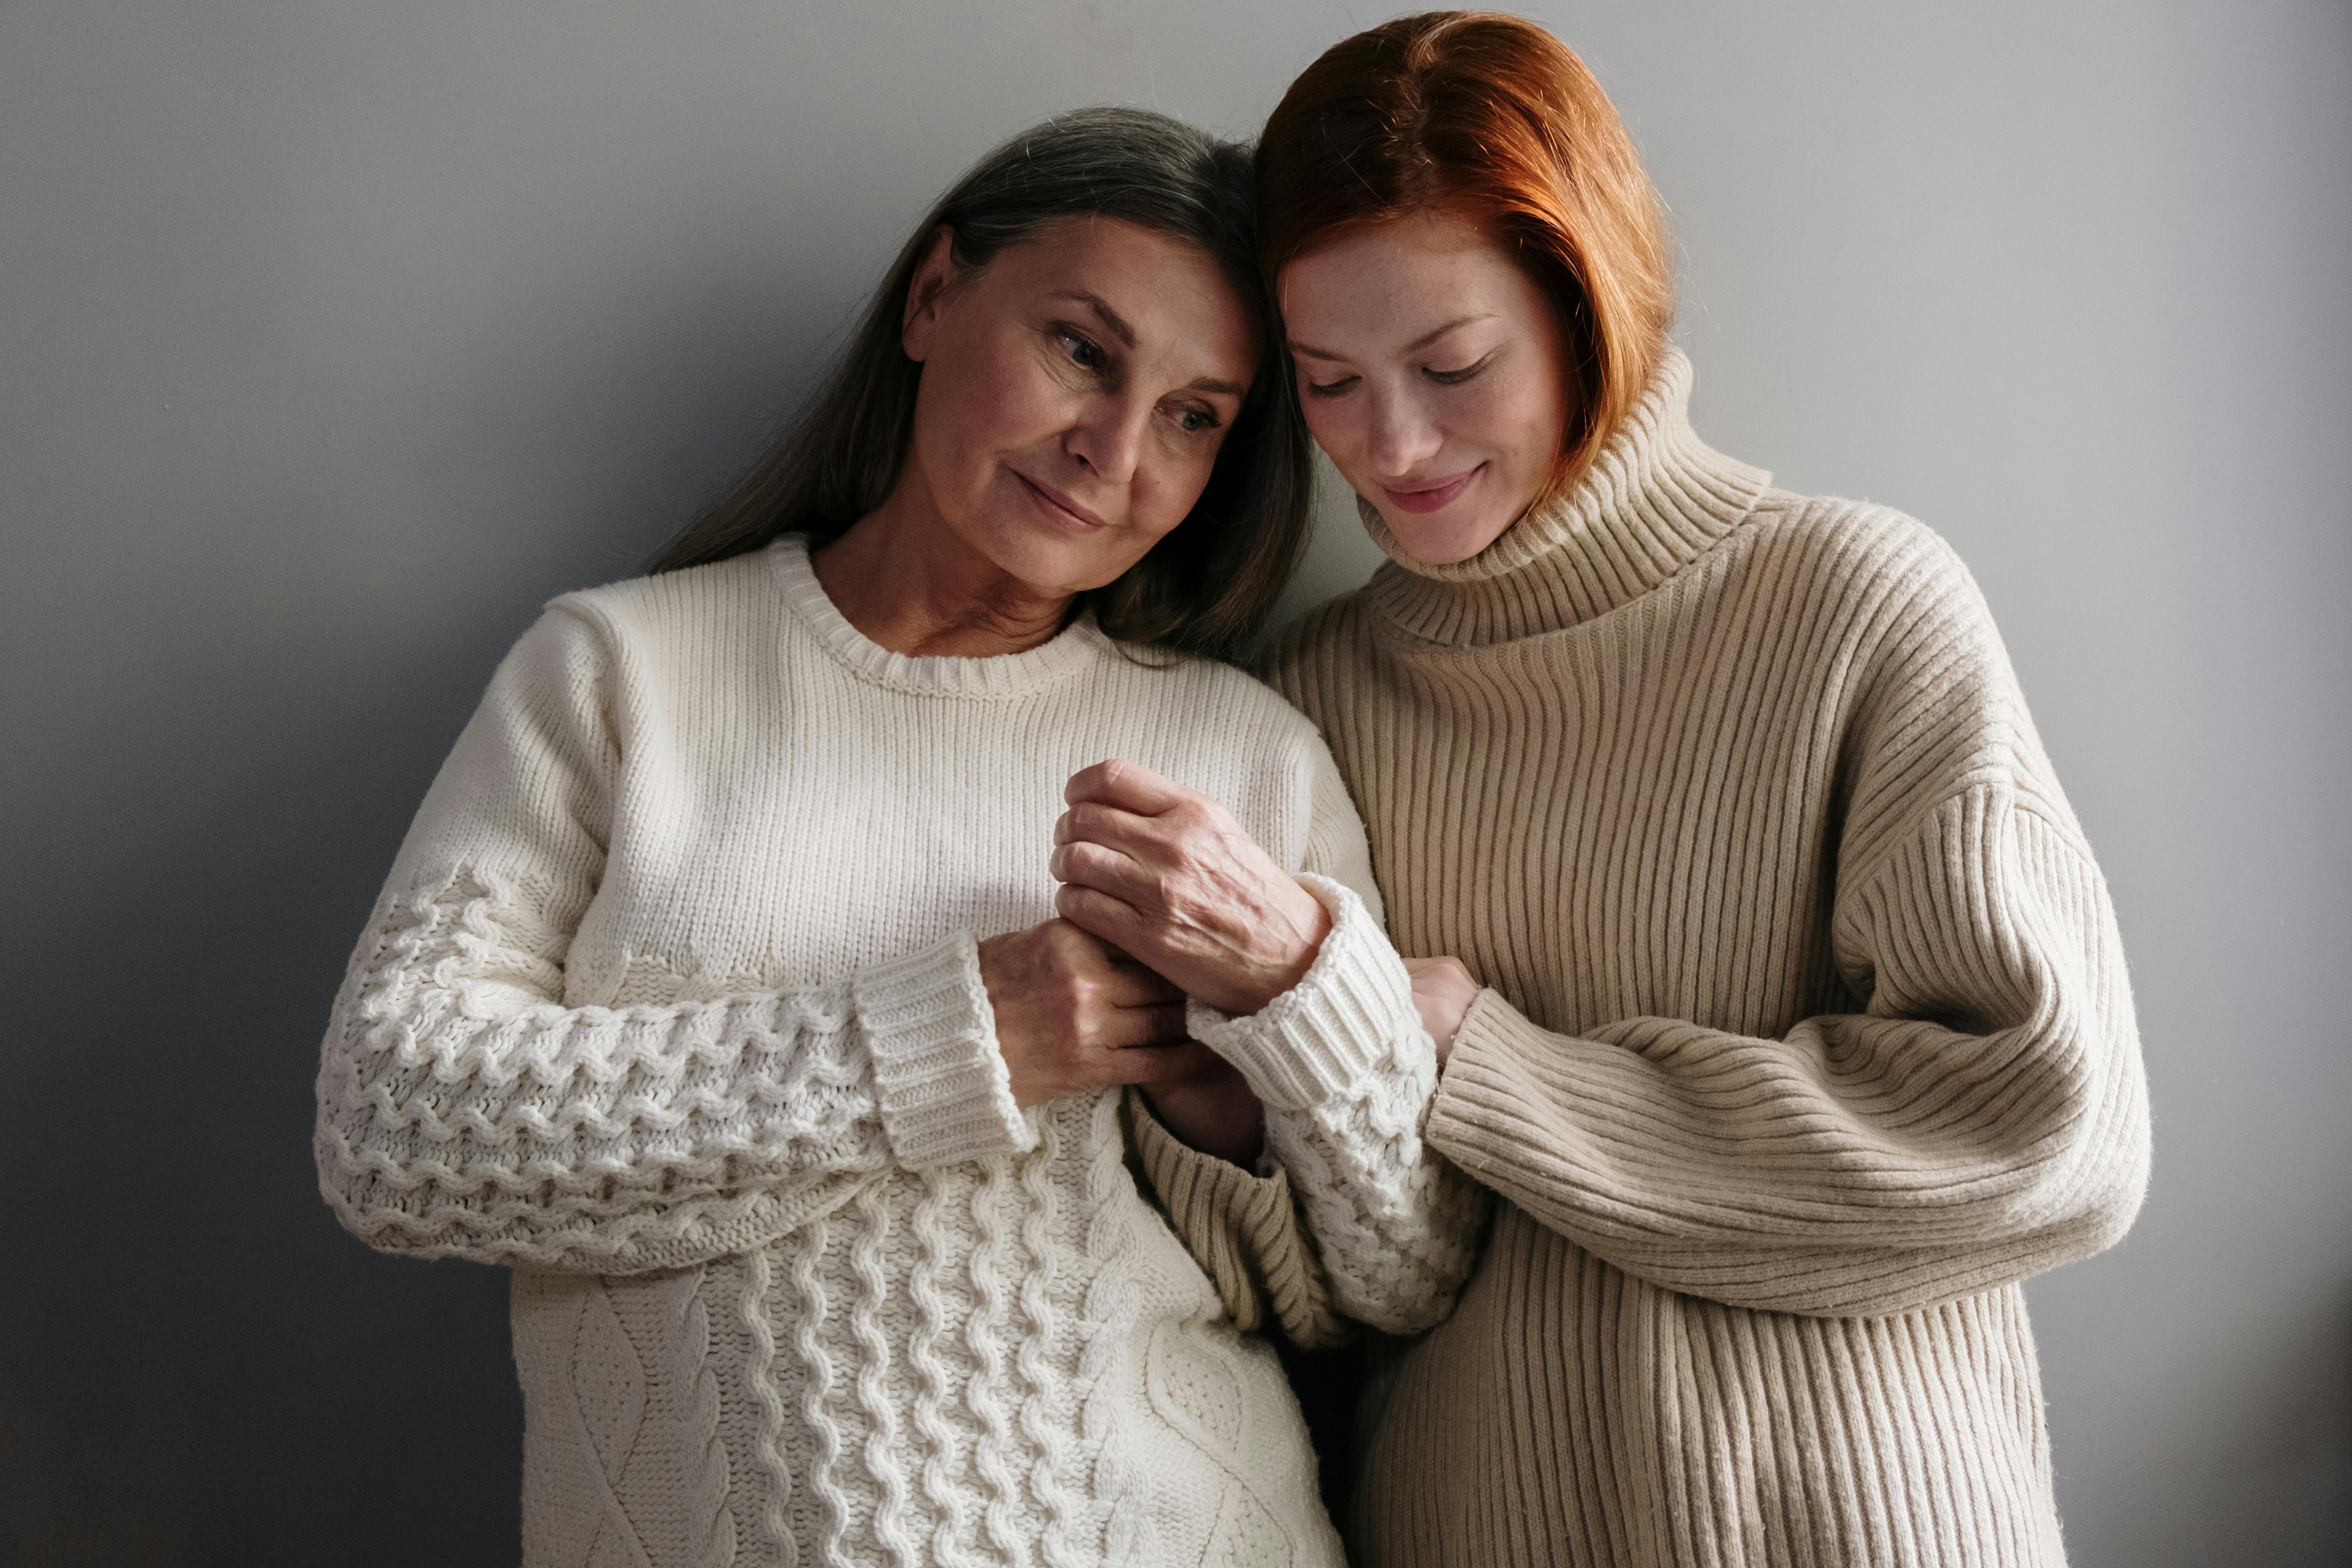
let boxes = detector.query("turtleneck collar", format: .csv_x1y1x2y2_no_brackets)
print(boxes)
1359,347,1771,648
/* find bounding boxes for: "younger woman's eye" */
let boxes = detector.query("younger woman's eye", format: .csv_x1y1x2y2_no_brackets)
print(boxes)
1305,375,1359,399
1424,352,1496,387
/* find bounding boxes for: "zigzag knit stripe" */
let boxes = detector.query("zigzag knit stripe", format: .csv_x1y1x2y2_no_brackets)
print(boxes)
738,1247,795,1568
907,1165,981,1568
1013,1114,1081,1568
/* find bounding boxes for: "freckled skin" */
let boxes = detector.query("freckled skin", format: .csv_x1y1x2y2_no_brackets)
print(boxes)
1279,210,1572,566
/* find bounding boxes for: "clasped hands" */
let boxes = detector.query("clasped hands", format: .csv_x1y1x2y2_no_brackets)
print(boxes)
976,759,1478,1167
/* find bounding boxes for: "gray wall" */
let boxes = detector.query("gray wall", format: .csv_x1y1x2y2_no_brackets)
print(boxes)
3,2,2344,1562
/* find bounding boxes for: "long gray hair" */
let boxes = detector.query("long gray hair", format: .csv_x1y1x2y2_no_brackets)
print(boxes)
647,108,1312,660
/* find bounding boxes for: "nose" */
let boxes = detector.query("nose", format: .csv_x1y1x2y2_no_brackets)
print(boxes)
1065,391,1149,490
1365,385,1444,477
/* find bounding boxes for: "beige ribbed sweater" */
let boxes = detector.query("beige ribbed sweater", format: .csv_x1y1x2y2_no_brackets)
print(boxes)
316,535,1468,1567
1142,350,2151,1567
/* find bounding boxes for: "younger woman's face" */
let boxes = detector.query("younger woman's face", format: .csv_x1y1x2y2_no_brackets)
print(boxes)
1279,210,1570,565
898,215,1257,596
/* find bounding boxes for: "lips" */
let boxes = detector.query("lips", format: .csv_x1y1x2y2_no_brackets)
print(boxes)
1015,471,1107,532
1381,465,1481,515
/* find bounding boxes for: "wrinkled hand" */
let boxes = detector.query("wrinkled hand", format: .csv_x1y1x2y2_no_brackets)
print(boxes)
1050,760,1332,1017
977,918,1215,1108
1403,956,1479,1069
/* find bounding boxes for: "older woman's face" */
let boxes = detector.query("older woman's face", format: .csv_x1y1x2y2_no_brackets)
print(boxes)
1279,210,1570,566
899,216,1256,595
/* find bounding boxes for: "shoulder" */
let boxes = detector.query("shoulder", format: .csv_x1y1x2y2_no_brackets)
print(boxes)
1746,494,2075,851
1735,489,1996,637
545,546,783,652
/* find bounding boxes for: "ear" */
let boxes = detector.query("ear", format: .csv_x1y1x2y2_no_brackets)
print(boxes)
900,225,960,363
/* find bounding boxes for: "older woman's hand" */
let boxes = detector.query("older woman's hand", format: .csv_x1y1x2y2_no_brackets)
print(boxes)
977,918,1214,1107
1050,760,1332,1017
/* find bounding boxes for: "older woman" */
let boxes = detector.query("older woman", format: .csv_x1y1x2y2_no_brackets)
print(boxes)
1061,15,2153,1568
313,108,1426,1567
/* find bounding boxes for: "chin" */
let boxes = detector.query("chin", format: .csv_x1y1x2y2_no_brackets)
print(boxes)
976,513,1133,596
1382,507,1514,567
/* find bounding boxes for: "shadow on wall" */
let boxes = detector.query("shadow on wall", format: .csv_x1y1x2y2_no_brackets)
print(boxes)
0,270,849,1566
2156,1280,2352,1566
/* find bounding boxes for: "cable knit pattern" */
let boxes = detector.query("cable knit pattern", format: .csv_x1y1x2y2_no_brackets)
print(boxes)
317,536,1352,1566
1143,349,2150,1566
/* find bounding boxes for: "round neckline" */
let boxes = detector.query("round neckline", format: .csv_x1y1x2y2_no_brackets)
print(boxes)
767,535,1115,698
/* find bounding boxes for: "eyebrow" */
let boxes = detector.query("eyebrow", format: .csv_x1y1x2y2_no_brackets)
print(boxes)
1054,290,1137,348
1051,289,1247,397
1289,311,1497,363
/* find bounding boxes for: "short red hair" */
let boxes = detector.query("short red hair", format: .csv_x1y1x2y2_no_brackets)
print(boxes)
1257,12,1674,501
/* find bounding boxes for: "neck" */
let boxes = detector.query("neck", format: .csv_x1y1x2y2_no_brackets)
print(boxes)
812,484,1074,658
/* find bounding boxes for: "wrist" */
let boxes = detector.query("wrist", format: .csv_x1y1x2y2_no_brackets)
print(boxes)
1216,881,1333,1016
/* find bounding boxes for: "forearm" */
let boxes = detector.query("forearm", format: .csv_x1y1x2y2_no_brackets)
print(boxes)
1124,1090,1349,1347
1189,877,1488,1333
1429,925,2148,1315
315,869,1028,1272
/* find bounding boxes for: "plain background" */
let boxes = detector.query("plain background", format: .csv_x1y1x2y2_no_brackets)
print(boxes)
3,2,2345,1562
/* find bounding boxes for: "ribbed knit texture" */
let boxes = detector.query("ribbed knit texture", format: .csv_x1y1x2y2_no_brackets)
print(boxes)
1149,349,2151,1566
315,536,1373,1567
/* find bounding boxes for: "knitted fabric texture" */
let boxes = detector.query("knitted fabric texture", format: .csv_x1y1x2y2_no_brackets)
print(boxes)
1143,349,2152,1567
312,536,1440,1567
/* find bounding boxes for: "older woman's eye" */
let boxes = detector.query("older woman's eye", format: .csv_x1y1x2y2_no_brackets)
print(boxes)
1057,328,1108,373
1176,405,1222,435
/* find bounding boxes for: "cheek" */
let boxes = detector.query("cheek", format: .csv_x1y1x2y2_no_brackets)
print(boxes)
1300,394,1369,476
924,337,1073,487
1482,362,1568,468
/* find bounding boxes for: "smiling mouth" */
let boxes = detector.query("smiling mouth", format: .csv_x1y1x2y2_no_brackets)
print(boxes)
1381,466,1482,515
1015,471,1107,532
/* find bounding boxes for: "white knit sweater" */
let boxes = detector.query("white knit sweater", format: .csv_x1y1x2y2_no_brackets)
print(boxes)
313,537,1466,1568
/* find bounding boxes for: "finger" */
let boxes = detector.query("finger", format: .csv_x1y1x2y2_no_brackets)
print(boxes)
1055,881,1143,946
1053,800,1162,851
1105,1040,1220,1086
1101,963,1183,1008
1048,838,1156,902
1065,758,1191,814
1100,1001,1188,1047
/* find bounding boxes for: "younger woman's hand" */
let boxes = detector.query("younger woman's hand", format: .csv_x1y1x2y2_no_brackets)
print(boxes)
1141,1054,1266,1169
1050,759,1331,1017
1403,956,1480,1069
977,918,1213,1107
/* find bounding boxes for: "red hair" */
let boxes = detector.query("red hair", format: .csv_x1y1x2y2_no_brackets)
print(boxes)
1257,12,1674,501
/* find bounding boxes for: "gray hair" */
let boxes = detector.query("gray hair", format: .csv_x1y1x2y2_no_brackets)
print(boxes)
648,107,1312,660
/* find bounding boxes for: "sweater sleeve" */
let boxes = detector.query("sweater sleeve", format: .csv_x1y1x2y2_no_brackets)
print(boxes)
313,604,1033,1275
1178,743,1490,1335
1423,608,2151,1318
1122,1089,1346,1348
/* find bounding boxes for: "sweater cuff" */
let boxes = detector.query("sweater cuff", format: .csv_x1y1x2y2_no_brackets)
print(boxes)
1186,874,1427,1112
1425,986,1547,1174
855,930,1036,1167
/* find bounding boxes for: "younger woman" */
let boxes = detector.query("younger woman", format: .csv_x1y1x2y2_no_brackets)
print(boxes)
1065,17,2153,1566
